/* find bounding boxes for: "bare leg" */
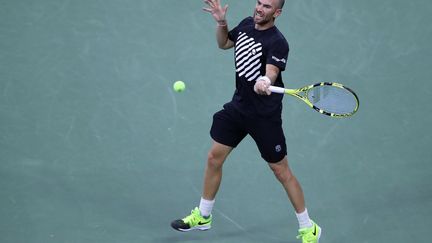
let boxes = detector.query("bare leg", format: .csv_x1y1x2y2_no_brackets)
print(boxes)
268,156,305,213
202,140,233,200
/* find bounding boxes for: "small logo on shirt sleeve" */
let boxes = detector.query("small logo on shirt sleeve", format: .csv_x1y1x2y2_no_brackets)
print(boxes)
272,56,286,64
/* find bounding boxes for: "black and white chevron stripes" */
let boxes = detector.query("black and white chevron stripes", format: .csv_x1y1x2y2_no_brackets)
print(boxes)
235,32,263,81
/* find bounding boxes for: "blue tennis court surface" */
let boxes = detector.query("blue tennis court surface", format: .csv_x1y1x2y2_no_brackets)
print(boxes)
1,0,431,242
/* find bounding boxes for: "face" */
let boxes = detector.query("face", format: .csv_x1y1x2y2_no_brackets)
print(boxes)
253,0,282,28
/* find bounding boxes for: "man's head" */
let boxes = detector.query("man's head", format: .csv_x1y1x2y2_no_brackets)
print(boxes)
253,0,284,30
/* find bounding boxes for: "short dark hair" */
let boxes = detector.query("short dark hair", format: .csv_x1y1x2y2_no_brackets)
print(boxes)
278,0,285,9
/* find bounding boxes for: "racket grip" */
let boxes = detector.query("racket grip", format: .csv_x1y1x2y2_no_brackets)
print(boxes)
268,86,285,94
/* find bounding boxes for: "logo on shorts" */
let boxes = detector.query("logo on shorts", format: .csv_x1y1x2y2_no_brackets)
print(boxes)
275,145,282,152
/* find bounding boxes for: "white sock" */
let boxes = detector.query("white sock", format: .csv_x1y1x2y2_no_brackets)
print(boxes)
296,208,313,229
199,197,215,217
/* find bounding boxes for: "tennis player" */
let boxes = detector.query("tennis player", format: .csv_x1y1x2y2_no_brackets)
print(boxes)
171,0,321,242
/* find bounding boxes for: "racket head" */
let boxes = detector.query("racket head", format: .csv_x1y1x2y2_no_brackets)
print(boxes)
305,82,359,117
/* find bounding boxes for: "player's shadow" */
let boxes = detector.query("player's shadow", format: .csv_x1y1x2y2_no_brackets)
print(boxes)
154,222,298,243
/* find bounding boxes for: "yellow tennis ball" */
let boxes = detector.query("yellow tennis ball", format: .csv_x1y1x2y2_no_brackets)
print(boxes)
173,81,186,92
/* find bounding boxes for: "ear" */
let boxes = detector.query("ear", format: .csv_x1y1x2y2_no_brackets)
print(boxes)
273,8,282,18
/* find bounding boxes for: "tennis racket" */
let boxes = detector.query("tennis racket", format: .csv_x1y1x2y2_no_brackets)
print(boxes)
268,82,359,118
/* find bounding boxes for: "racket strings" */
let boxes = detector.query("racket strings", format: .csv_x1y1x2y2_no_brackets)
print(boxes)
308,86,358,114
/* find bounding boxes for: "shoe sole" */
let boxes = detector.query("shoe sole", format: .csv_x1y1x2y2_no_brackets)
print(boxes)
175,225,211,232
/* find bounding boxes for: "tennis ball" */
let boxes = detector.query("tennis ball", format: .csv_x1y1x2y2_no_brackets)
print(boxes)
173,81,186,92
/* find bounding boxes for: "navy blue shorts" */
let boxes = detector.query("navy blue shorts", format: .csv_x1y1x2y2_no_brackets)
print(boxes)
210,104,287,163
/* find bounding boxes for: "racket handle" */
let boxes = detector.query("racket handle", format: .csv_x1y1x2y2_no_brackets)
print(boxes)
268,86,285,94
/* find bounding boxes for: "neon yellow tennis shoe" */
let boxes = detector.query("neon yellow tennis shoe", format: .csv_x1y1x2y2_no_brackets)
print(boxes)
297,220,321,243
171,207,212,232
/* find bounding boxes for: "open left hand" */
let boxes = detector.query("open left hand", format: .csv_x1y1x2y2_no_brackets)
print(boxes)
203,0,229,24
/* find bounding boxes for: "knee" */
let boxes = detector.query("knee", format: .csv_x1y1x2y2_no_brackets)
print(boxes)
270,163,293,182
207,150,224,169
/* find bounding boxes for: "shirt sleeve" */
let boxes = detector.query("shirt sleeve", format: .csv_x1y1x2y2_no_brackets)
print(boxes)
228,26,238,42
266,38,289,71
228,17,254,42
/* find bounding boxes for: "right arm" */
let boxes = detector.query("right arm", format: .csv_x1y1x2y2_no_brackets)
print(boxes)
203,0,234,49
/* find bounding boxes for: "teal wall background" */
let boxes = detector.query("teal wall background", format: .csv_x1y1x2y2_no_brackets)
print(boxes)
1,0,431,242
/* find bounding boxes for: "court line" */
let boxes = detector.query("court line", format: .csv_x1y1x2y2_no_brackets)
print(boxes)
213,208,246,232
186,178,246,232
